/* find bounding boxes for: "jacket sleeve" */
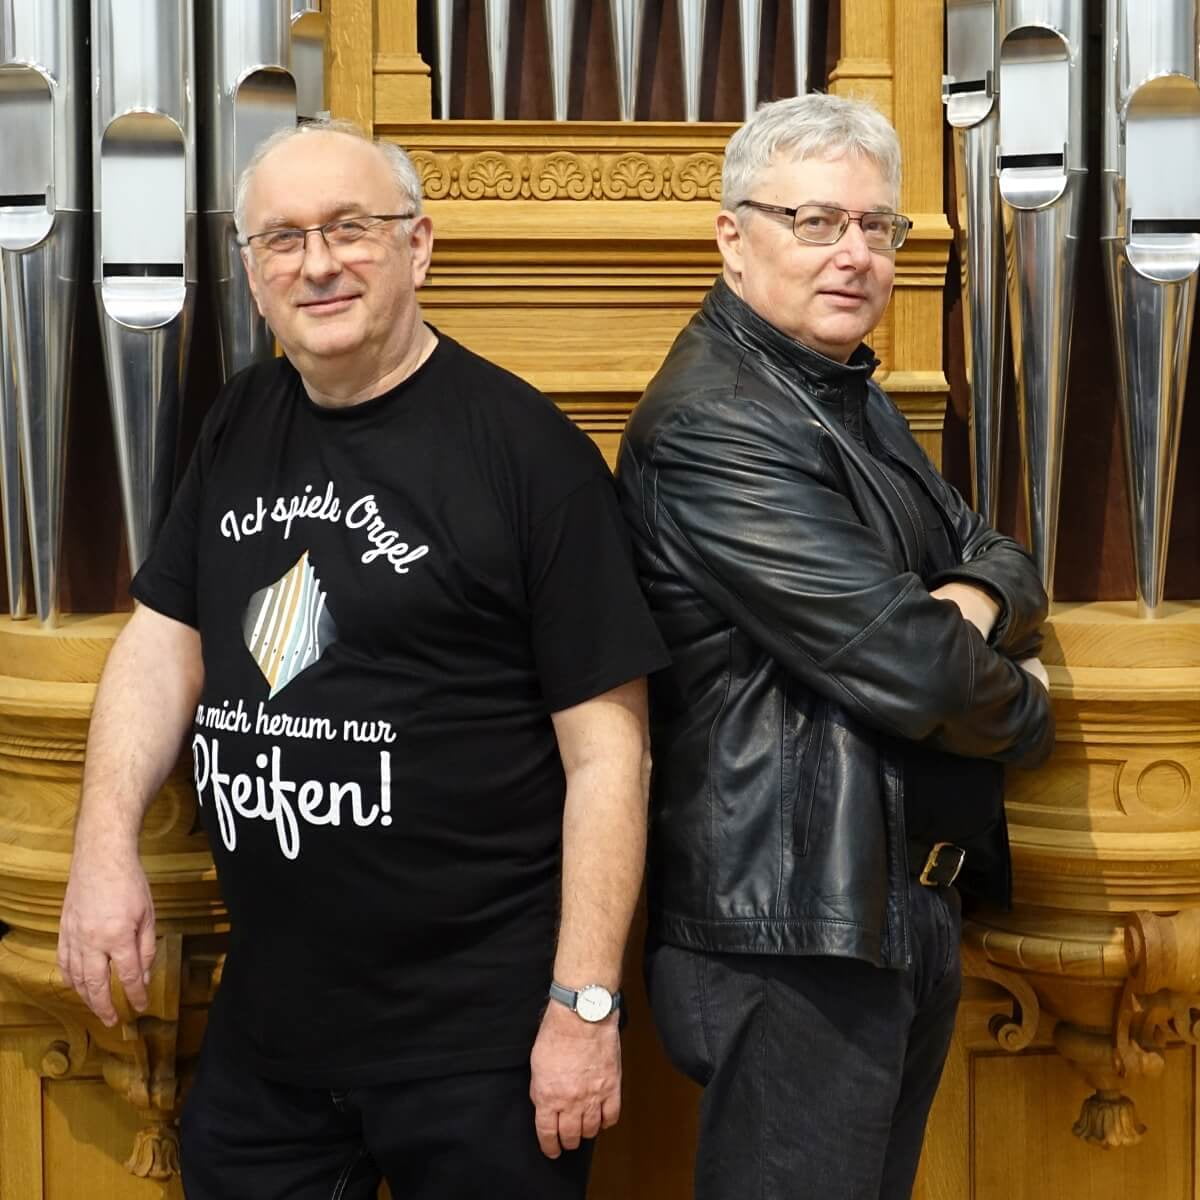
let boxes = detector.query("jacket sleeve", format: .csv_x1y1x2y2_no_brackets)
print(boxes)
643,395,1053,767
872,402,1049,661
925,477,1048,661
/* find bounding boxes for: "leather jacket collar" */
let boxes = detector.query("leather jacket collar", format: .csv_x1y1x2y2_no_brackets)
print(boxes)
703,276,880,425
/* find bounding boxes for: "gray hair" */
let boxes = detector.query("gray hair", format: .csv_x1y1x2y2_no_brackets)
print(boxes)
234,118,424,241
721,94,901,211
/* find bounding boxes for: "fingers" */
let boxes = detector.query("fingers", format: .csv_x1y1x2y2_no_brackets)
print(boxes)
533,1099,615,1159
111,941,149,1016
138,913,158,981
56,905,156,1025
118,912,159,1014
534,1104,562,1159
55,856,158,1025
579,1102,603,1141
80,949,119,1027
55,930,72,990
557,1111,584,1152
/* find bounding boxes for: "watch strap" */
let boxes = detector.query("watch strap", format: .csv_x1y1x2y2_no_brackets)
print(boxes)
548,981,623,1014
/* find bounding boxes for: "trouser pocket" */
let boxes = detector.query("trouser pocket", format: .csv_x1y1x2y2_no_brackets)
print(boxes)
644,939,714,1086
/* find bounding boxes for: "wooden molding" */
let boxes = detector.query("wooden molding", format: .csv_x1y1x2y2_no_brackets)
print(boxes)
961,600,1200,1149
412,147,723,203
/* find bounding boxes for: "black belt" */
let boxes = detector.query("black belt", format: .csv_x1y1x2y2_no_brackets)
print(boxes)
907,839,965,887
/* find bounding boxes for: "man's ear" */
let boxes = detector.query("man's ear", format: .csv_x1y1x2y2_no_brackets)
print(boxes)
240,248,266,317
407,215,435,289
715,209,744,281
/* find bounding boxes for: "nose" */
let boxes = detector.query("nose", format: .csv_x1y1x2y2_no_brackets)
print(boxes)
834,219,874,271
300,227,341,284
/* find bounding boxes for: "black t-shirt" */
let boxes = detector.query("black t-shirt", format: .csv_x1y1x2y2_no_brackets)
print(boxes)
131,332,668,1086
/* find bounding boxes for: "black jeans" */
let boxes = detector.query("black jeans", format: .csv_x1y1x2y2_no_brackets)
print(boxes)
179,1025,592,1200
646,878,962,1200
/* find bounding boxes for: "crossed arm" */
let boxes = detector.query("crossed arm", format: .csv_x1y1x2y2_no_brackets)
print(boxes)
639,398,1053,763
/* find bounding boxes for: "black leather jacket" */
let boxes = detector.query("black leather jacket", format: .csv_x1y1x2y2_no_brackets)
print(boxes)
616,280,1054,969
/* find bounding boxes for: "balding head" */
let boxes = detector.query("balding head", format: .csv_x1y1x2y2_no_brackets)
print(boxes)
235,120,422,242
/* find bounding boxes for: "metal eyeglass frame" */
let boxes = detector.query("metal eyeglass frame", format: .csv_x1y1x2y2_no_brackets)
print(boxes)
242,212,416,255
737,200,913,252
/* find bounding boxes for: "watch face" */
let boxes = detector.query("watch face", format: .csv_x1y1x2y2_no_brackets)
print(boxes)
575,985,614,1023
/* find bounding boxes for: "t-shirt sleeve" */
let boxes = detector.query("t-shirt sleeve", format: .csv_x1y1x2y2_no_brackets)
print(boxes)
128,443,204,627
526,473,670,713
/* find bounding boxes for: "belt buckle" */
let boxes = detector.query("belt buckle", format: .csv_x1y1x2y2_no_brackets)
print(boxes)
919,841,965,887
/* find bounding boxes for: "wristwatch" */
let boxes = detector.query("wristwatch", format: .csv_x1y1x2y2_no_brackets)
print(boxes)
548,980,622,1023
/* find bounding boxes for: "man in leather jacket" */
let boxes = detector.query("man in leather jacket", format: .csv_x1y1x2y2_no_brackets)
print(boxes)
616,95,1055,1200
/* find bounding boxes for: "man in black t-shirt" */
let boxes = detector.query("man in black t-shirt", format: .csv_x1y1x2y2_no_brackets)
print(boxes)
57,119,668,1200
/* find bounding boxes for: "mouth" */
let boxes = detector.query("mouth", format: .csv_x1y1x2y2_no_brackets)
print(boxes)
297,294,360,315
820,289,869,308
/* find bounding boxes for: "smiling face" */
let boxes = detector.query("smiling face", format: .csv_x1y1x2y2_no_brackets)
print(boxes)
239,130,432,376
716,152,897,361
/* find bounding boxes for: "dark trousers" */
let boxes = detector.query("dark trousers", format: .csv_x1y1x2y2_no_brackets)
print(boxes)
179,1025,592,1200
646,878,962,1200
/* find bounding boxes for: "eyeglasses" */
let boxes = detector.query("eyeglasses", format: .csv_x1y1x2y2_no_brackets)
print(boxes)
737,200,912,252
243,213,415,259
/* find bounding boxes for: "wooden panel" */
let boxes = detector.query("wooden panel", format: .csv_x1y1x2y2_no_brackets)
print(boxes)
0,1032,45,1200
328,0,374,130
893,0,944,216
42,1079,182,1200
972,1046,1196,1200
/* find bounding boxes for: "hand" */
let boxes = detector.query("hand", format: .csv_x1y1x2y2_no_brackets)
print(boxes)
56,841,156,1027
1018,656,1050,691
930,581,1001,640
529,998,622,1159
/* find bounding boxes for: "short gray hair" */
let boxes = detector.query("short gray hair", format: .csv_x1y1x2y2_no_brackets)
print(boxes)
234,118,424,240
721,94,901,211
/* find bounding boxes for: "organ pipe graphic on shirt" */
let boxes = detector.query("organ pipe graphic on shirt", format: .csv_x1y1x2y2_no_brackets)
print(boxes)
0,0,89,627
996,0,1086,599
242,550,338,698
200,0,297,383
1101,0,1200,618
943,0,1006,525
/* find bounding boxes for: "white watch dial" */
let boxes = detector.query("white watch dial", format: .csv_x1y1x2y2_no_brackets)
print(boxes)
574,984,614,1022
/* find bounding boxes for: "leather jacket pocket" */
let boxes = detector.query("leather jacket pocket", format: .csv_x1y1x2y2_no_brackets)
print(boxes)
782,683,824,856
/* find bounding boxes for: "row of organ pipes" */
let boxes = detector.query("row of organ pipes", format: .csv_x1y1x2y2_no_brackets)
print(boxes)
433,1,813,121
0,1,325,626
947,0,1200,616
0,0,815,633
8,0,1190,627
